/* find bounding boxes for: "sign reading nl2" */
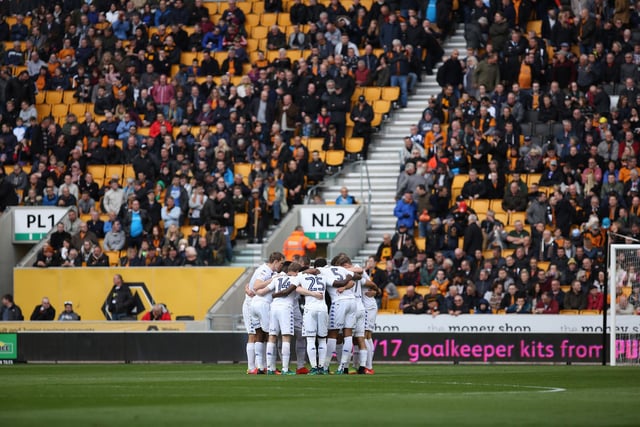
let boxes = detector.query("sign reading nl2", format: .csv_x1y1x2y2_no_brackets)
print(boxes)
13,207,69,243
300,206,357,240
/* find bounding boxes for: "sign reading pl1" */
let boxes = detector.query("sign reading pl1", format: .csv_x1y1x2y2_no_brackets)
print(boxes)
299,206,357,240
13,207,69,243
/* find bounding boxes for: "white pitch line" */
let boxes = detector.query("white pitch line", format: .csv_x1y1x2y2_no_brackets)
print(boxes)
409,381,566,394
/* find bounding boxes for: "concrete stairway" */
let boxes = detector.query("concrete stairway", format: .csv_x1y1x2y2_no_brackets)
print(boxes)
322,27,467,262
230,26,466,266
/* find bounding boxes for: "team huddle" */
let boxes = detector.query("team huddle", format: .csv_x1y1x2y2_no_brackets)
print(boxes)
243,252,379,375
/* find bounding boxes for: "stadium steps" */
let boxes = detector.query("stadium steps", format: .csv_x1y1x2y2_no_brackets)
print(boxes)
356,26,466,262
230,26,466,266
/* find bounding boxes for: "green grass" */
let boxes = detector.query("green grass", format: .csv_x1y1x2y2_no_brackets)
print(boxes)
1,364,639,426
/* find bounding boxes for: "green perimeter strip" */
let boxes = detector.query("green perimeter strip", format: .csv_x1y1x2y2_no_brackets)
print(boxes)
305,232,336,240
14,233,47,241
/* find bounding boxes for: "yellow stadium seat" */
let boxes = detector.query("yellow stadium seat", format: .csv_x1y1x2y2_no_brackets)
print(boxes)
237,2,251,14
123,164,136,181
307,137,324,153
245,13,260,28
181,52,198,65
36,104,51,119
260,13,277,27
325,150,345,169
62,90,76,104
537,261,550,271
35,91,46,104
104,251,120,266
234,163,252,185
345,137,364,158
45,90,63,104
509,211,526,225
373,100,391,115
526,173,542,187
105,164,123,181
470,199,489,213
363,87,381,101
494,211,508,225
252,2,265,14
277,14,291,26
251,26,268,40
526,20,542,37
51,104,69,119
415,237,425,251
69,103,88,117
381,86,400,102
87,165,106,180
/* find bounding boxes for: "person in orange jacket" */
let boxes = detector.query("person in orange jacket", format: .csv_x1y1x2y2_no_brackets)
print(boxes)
283,226,317,261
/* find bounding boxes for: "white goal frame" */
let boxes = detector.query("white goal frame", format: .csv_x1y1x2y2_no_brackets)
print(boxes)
609,244,640,366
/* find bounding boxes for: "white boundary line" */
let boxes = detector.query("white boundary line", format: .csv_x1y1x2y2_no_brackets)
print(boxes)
409,381,566,394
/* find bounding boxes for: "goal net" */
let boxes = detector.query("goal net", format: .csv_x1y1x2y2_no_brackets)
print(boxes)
609,244,640,366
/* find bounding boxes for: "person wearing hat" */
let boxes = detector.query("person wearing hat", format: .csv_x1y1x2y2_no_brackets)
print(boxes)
350,94,374,158
58,301,81,321
539,158,564,186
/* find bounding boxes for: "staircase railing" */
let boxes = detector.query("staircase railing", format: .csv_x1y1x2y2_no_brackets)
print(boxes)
304,159,373,228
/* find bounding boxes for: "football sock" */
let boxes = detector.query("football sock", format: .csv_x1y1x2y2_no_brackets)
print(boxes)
255,341,264,370
266,342,276,372
246,342,255,371
339,336,353,370
326,338,337,368
366,338,374,369
317,338,327,369
306,337,317,367
282,341,291,372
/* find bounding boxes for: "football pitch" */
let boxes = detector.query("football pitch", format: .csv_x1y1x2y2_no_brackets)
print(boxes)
2,364,639,426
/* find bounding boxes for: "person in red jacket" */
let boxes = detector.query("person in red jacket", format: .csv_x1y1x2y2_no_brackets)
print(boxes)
586,285,604,311
533,292,560,314
141,304,171,321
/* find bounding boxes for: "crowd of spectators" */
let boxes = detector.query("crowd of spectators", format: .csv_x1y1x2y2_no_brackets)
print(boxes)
362,0,640,315
0,0,444,267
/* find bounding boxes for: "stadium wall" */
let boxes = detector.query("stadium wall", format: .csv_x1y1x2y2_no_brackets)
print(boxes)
2,331,631,364
13,267,245,321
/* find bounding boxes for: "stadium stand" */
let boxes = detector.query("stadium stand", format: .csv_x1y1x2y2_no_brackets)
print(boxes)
0,0,639,318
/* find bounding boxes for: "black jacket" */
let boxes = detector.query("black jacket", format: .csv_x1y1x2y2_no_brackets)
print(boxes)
108,284,135,316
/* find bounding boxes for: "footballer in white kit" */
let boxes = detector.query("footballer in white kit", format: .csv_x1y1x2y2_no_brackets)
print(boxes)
352,266,379,374
295,268,329,374
321,257,357,374
257,262,302,375
243,252,285,374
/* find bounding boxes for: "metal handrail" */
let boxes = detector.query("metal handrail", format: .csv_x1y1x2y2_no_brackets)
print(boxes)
304,159,373,227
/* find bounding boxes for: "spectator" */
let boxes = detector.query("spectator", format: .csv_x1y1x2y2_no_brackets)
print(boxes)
1,294,23,321
399,285,423,314
283,226,317,261
394,191,417,232
30,297,56,321
107,274,135,320
58,301,81,321
141,304,172,321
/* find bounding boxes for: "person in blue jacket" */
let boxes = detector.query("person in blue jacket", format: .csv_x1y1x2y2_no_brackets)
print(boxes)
394,190,417,232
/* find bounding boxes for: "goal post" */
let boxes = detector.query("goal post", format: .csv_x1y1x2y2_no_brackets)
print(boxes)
609,243,640,366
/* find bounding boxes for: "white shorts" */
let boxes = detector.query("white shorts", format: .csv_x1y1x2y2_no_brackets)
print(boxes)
365,306,377,332
242,299,255,334
329,299,357,330
302,308,329,337
354,308,366,337
250,300,270,332
269,306,294,336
